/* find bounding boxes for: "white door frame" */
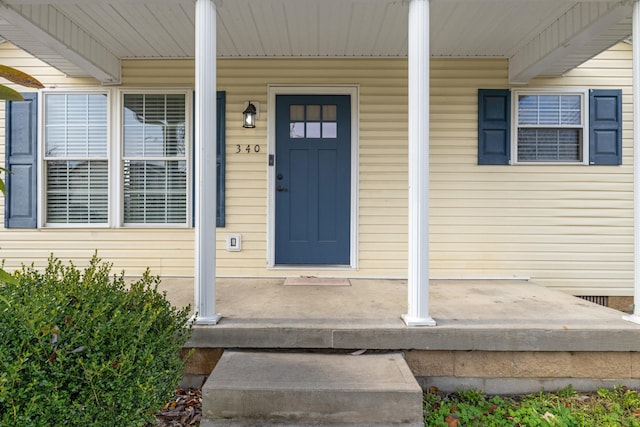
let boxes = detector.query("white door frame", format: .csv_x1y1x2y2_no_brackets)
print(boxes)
267,85,359,269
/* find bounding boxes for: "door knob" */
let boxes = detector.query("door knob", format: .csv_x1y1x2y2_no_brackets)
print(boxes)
277,186,288,192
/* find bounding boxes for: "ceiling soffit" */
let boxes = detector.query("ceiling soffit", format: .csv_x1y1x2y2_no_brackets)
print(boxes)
0,0,632,84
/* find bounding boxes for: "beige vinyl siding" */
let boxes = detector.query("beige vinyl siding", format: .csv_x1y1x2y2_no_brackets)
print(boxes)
0,42,634,296
0,230,196,276
428,43,633,295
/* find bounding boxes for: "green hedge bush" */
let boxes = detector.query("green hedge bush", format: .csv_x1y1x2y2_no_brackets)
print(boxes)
0,255,192,426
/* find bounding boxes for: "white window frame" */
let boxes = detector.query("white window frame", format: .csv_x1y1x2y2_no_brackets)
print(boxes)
38,88,113,228
511,88,589,165
38,87,193,228
117,89,192,228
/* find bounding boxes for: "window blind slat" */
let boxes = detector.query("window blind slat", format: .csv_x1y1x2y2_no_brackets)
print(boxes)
122,93,187,225
122,161,187,224
516,93,584,162
46,160,108,223
44,93,109,224
517,129,580,162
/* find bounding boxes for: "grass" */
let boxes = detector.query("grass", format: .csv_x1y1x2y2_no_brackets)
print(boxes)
423,385,640,426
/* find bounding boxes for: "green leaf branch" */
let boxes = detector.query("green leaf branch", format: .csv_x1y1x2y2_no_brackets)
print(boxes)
0,64,44,100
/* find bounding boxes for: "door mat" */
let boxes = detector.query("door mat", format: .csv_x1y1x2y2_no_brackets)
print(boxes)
284,277,351,286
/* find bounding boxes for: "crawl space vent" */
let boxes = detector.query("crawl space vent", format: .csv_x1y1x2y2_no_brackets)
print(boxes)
577,296,608,307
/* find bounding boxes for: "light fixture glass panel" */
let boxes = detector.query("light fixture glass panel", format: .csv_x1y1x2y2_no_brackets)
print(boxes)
243,110,256,128
306,122,321,138
306,105,321,121
322,105,337,121
322,122,337,138
290,105,304,121
290,122,305,138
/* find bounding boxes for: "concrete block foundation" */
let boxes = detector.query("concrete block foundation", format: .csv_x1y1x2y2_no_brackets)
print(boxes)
184,348,640,395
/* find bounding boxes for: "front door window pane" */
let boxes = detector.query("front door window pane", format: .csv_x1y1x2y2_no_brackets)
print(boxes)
306,122,321,138
323,105,337,121
289,103,339,140
290,122,305,138
322,122,337,138
306,105,321,121
290,105,305,121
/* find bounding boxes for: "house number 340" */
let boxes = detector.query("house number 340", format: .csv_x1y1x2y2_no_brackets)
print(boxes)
236,144,260,153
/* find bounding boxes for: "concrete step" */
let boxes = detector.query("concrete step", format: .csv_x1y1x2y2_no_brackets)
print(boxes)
201,350,423,426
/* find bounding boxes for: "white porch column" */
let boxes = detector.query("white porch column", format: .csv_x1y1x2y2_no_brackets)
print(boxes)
194,0,221,324
625,0,640,324
402,0,436,326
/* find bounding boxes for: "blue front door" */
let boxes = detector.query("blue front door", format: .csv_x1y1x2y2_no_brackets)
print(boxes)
275,95,351,264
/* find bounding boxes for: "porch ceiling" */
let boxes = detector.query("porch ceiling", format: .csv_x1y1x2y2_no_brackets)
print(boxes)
0,0,633,84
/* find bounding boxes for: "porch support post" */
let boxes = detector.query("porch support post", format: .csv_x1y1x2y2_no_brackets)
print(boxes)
402,0,436,327
625,0,640,324
194,0,221,324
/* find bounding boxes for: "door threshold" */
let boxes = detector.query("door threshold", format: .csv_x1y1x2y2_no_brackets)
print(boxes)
270,264,354,270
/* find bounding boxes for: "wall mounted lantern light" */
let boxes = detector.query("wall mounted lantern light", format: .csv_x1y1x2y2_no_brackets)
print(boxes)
242,101,258,128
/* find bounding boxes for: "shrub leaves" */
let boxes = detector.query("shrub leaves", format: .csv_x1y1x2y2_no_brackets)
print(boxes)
0,254,192,426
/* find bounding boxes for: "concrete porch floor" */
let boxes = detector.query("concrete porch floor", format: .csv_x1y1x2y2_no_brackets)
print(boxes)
160,278,640,393
157,278,640,351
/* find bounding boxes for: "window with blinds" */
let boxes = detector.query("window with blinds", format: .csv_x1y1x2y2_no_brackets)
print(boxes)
514,91,587,164
122,93,188,225
44,93,109,224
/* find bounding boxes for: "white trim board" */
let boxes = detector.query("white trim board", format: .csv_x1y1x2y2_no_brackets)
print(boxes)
266,85,360,270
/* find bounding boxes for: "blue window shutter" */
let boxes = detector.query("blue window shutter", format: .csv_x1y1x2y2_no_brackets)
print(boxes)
193,91,226,227
589,89,622,165
216,91,226,227
478,89,510,165
5,93,37,228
